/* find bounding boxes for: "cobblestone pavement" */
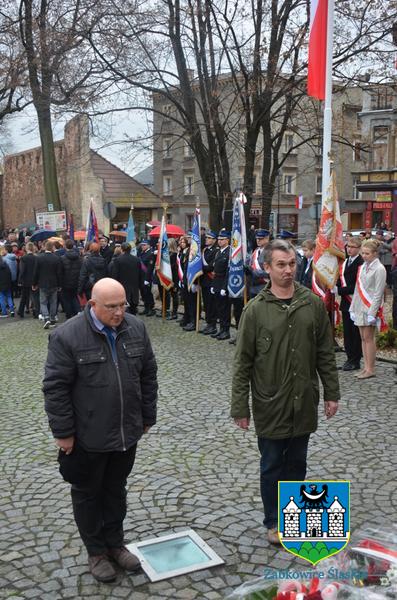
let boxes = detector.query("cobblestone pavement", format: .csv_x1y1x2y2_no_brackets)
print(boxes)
0,312,396,599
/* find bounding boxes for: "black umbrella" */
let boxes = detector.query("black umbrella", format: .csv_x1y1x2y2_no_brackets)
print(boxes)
30,229,57,242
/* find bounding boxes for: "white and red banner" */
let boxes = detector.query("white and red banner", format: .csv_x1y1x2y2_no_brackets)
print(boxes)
313,170,345,289
307,0,329,100
295,195,303,210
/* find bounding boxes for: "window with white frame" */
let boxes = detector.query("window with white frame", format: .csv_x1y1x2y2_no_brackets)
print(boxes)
352,176,362,200
284,132,295,154
184,175,194,195
163,175,173,195
163,138,172,159
316,175,322,195
184,139,194,158
283,174,295,194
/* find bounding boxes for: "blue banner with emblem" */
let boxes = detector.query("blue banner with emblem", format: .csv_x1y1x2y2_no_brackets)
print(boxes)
228,195,246,298
187,207,203,290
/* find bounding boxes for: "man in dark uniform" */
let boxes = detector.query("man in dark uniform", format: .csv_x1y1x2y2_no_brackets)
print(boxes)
337,236,363,371
211,229,231,340
246,229,270,299
200,231,218,335
138,240,155,316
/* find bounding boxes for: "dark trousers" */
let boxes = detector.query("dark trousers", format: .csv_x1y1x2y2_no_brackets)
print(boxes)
230,297,244,329
202,285,216,325
18,286,38,317
140,284,154,311
342,310,362,364
215,291,231,330
392,269,397,330
71,444,137,556
167,288,179,315
61,289,81,319
257,435,309,529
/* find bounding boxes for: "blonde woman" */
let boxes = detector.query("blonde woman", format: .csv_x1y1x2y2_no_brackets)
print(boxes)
349,239,386,379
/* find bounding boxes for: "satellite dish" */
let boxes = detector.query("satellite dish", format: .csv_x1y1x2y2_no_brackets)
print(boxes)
103,202,117,219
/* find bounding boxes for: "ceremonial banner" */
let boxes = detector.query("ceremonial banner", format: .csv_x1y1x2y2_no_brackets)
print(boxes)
126,208,137,255
228,193,247,298
85,200,99,245
187,207,203,290
155,215,173,290
313,171,345,289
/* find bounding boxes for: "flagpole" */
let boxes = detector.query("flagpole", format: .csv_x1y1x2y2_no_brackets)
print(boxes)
162,286,166,319
196,285,201,333
321,0,335,208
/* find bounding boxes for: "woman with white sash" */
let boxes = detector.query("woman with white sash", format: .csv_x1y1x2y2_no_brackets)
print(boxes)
349,239,387,379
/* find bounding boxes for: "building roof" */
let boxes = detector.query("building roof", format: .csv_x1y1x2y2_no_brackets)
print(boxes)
90,151,160,208
133,164,154,187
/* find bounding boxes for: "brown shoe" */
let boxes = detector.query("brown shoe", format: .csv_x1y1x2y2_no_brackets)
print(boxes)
88,555,117,582
267,528,281,546
109,546,141,572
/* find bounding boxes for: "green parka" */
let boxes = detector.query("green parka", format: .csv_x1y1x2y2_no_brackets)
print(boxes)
231,283,340,439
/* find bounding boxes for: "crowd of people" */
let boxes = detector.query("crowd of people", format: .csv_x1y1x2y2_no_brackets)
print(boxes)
0,225,396,352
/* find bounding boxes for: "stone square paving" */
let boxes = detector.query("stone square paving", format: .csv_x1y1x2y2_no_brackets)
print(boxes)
0,313,396,599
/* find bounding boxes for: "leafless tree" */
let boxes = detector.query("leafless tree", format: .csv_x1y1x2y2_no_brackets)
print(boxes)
82,0,397,227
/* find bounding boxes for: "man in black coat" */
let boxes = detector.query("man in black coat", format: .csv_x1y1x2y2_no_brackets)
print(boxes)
211,229,231,340
43,278,158,583
32,240,62,328
99,236,114,265
61,240,83,319
199,231,218,335
17,242,39,318
138,240,155,316
109,242,140,315
337,236,364,371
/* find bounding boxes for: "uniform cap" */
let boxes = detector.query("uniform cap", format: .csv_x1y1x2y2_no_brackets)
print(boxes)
217,229,231,239
255,229,270,238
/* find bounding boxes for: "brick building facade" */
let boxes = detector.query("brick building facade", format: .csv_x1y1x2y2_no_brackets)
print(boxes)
1,114,161,233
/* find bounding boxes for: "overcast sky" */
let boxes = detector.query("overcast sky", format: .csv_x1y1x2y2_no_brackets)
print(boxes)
6,106,152,178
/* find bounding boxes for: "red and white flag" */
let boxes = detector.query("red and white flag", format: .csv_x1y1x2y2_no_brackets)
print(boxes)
295,195,303,210
307,0,329,100
313,170,345,289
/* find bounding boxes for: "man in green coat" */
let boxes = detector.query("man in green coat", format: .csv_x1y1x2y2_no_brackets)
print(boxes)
231,240,340,545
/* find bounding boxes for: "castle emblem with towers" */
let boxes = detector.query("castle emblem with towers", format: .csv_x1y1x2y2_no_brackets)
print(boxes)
280,483,348,542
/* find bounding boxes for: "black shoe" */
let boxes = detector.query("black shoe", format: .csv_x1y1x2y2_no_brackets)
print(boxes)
229,338,236,345
343,362,360,371
183,323,196,331
201,326,217,335
217,330,231,340
167,313,178,320
179,320,188,327
17,313,24,319
146,309,156,317
339,360,351,370
139,309,148,315
210,330,220,338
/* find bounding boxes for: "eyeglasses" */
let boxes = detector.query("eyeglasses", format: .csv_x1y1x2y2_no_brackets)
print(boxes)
97,301,130,312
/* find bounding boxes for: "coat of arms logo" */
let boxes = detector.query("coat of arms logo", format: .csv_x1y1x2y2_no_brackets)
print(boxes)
278,480,350,565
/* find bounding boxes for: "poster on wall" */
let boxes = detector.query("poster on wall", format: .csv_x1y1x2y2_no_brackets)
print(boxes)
36,211,67,231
